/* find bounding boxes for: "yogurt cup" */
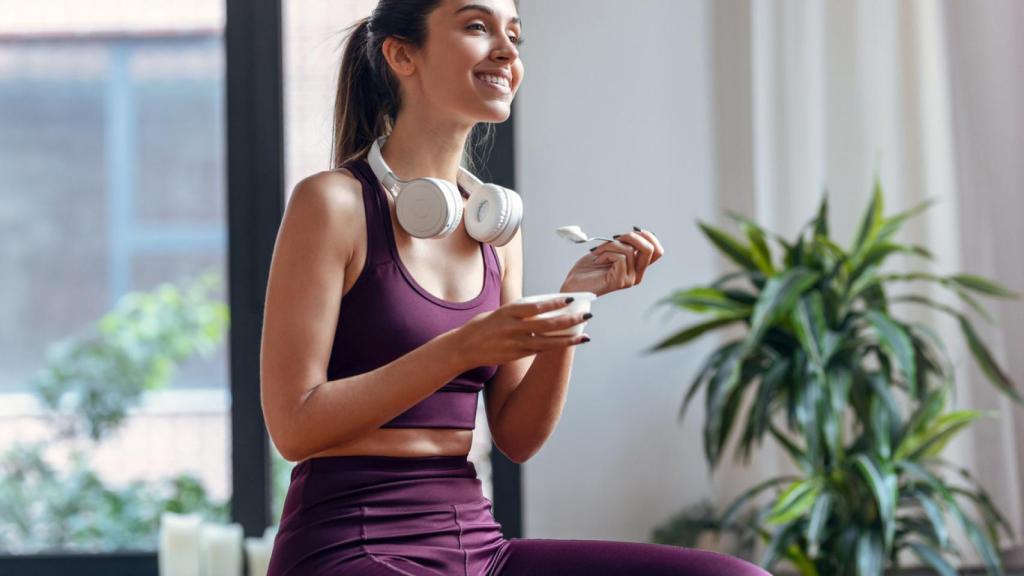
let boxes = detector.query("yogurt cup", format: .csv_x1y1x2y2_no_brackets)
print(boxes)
513,291,597,336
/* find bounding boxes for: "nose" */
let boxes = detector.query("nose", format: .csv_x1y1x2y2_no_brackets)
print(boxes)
492,38,519,62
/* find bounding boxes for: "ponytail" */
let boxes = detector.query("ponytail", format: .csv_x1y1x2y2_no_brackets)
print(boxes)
331,16,396,169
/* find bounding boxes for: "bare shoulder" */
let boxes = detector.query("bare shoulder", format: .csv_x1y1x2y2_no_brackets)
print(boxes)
283,168,365,261
288,168,362,214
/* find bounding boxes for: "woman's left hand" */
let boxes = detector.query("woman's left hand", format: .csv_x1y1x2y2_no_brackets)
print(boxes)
560,227,664,297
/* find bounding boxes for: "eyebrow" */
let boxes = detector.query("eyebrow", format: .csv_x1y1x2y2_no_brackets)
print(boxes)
454,3,521,26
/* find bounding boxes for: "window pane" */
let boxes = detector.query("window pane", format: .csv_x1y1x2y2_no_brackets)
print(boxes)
0,1,228,555
273,0,495,524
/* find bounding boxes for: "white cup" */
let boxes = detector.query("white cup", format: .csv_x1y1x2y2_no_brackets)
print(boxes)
512,291,596,336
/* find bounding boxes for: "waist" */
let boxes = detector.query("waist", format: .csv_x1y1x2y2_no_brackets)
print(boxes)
305,427,473,460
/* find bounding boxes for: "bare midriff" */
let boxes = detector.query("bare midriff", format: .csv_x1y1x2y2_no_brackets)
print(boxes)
306,428,474,458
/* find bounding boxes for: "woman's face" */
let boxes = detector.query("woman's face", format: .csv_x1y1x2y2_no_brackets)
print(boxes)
414,0,524,124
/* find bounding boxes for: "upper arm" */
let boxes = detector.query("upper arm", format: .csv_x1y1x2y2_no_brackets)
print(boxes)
483,224,532,441
260,170,361,459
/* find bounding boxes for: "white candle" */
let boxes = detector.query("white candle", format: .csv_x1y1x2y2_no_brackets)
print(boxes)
200,522,243,576
262,525,278,543
159,512,202,576
245,536,273,576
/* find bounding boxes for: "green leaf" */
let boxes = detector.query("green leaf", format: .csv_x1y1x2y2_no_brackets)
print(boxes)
766,478,820,525
761,520,803,573
676,341,743,424
768,421,813,474
805,491,832,557
856,530,884,576
900,385,948,448
742,221,776,276
874,196,937,246
698,221,760,271
743,268,822,356
812,191,830,238
864,310,917,395
850,179,885,266
958,315,1023,404
739,358,791,463
852,454,895,551
719,475,799,527
950,273,1020,299
949,501,1005,575
654,287,754,315
792,293,827,369
912,491,950,549
645,312,748,353
896,409,990,461
906,541,957,576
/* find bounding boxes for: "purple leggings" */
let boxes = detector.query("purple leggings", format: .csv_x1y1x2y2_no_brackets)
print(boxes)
267,454,772,575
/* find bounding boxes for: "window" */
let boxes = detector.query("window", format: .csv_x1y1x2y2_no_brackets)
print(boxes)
0,0,229,562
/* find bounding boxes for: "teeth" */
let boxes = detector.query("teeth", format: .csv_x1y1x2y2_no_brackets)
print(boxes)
476,73,509,88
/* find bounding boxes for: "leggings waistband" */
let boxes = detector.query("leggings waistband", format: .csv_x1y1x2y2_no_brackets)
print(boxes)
298,453,472,475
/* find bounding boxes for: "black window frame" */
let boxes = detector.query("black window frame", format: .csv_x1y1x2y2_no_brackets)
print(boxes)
0,1,520,573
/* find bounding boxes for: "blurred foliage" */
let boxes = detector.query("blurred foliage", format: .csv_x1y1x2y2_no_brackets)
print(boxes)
0,271,231,553
648,183,1020,575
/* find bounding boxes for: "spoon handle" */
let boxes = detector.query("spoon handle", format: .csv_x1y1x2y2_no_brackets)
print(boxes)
589,236,616,243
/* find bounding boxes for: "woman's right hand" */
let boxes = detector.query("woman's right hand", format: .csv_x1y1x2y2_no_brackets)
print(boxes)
455,297,592,366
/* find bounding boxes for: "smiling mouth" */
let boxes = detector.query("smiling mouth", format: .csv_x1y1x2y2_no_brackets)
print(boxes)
474,73,512,94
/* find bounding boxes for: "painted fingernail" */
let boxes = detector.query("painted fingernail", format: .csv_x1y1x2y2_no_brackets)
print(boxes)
633,226,642,232
582,312,593,320
589,246,597,252
613,234,621,239
564,297,575,303
581,336,591,343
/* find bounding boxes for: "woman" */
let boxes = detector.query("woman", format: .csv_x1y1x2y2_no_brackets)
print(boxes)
262,1,771,574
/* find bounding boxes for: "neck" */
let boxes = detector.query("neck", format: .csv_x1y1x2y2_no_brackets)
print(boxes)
380,107,474,187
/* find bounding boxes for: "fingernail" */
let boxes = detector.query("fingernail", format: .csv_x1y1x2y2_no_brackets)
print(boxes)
564,297,575,303
582,312,593,320
581,336,591,343
589,246,597,252
633,226,642,232
612,234,621,239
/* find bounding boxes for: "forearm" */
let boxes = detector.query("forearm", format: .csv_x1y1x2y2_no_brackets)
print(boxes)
279,328,470,461
493,342,577,463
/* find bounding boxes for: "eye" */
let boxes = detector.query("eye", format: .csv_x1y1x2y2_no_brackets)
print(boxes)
466,22,524,46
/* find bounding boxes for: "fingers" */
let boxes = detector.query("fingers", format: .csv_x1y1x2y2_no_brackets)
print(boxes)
592,242,635,285
522,309,592,334
593,228,664,285
634,227,665,262
612,232,653,283
523,331,590,352
508,295,574,318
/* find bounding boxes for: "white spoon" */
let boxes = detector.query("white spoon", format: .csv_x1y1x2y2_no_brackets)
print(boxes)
555,225,617,244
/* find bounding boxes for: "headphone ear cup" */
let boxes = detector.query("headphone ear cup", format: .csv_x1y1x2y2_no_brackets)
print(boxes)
395,178,462,239
465,184,522,246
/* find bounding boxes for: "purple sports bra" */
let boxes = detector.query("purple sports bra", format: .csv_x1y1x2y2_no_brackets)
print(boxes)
326,157,502,429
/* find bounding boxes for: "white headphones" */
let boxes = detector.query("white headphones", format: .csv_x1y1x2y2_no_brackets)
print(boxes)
367,134,523,246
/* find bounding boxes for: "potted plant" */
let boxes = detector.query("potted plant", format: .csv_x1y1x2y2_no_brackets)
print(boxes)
646,181,1020,575
0,272,230,552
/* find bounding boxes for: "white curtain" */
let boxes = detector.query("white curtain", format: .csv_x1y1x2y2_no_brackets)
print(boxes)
708,0,1024,570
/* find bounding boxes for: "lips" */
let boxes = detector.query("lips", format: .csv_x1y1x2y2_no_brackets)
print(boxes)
474,74,512,95
475,68,512,82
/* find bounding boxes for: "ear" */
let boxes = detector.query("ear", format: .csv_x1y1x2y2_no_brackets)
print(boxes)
381,36,418,78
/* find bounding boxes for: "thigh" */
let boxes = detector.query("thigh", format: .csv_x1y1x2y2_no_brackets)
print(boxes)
490,538,773,576
332,552,447,575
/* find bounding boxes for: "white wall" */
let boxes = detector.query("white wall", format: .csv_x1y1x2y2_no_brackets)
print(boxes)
514,0,724,542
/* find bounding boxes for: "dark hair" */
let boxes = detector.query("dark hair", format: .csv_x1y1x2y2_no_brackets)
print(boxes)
331,1,516,171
